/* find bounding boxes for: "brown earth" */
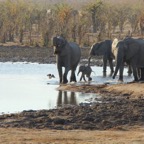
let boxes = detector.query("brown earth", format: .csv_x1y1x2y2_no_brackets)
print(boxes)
0,43,144,144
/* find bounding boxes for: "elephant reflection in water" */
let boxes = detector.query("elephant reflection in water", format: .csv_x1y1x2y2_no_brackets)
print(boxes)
57,91,78,107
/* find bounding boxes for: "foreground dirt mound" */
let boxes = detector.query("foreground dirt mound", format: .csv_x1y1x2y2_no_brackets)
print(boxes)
0,84,143,130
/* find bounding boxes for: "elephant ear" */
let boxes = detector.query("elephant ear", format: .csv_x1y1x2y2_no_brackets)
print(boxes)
124,39,140,60
90,43,99,56
58,36,67,47
97,41,108,55
53,37,58,46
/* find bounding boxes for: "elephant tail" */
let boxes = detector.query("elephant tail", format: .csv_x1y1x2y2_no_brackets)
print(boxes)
77,71,80,76
113,49,123,79
88,56,91,66
113,61,120,79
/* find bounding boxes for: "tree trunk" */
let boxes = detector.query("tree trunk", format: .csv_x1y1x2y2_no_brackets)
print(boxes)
19,29,24,43
92,11,97,33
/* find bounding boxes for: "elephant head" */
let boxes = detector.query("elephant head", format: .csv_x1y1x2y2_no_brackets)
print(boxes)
113,38,140,79
89,41,105,57
88,40,114,74
88,43,100,65
53,36,67,55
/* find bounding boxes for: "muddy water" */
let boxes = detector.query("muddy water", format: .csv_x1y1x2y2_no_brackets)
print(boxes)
0,62,133,114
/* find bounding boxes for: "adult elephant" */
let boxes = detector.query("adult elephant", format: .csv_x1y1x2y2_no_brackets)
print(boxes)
53,36,81,84
88,40,114,75
112,38,132,81
113,37,144,82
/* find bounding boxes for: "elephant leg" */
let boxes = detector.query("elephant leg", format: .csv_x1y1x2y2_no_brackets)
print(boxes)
127,64,132,76
73,73,76,82
70,71,73,82
118,64,124,82
137,68,141,79
87,75,92,81
103,56,107,73
86,74,92,81
139,68,144,81
103,72,107,77
109,58,114,75
83,74,86,82
63,68,69,84
70,70,76,82
132,66,139,82
89,77,92,81
58,65,63,83
80,75,83,81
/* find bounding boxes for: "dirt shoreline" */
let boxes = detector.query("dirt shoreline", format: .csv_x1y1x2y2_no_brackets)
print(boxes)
0,45,144,144
58,83,144,99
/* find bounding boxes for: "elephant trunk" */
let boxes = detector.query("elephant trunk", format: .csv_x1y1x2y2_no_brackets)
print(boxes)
113,50,123,79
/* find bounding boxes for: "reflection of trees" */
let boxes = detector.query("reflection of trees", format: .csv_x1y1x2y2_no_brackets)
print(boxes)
57,91,77,107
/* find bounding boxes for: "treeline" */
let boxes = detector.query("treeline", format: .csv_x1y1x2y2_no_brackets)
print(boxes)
0,0,144,47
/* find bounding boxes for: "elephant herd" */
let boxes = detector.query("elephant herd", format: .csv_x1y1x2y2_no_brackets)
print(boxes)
53,36,144,84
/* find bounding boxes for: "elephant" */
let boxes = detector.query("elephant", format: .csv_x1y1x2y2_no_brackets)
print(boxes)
88,40,114,76
77,65,92,81
53,36,81,84
112,38,132,81
112,37,144,82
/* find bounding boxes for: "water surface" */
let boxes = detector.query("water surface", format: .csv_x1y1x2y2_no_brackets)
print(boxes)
0,62,133,114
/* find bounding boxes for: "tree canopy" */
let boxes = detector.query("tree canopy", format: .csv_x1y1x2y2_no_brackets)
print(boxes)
0,0,143,46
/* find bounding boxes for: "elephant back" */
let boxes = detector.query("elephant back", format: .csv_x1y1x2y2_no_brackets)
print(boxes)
69,42,81,66
69,42,81,56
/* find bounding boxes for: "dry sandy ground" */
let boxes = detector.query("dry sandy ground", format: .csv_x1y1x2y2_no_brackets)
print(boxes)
0,127,144,144
0,83,144,144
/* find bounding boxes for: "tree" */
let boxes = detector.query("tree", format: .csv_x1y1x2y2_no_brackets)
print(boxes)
127,6,141,34
115,4,130,33
53,3,73,38
86,0,103,33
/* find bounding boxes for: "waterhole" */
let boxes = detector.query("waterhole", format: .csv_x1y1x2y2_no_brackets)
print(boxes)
0,62,132,114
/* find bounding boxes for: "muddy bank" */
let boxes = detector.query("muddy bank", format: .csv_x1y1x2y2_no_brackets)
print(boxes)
0,44,103,66
58,83,144,99
0,45,55,63
0,84,143,130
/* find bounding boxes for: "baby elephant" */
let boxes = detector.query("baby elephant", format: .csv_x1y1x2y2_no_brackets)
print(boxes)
77,65,92,81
